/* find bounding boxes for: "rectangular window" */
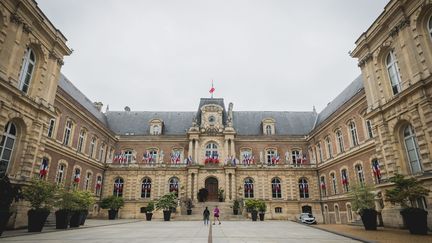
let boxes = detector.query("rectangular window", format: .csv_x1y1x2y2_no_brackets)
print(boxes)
47,119,55,138
317,144,323,163
77,130,85,153
63,121,72,145
366,120,374,139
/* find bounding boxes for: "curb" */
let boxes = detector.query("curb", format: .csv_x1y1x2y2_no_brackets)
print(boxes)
1,220,143,239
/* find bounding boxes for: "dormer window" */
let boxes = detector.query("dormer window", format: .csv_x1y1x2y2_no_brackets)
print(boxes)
149,119,163,136
262,118,275,135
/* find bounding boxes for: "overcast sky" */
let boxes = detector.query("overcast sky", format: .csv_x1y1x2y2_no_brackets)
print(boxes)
37,0,389,112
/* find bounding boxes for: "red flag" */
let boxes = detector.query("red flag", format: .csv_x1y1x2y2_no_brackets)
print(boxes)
209,80,215,97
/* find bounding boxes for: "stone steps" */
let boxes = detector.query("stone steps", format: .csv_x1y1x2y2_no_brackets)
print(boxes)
174,201,247,221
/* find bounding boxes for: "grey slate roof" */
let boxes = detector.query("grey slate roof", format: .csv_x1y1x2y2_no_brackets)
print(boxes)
233,111,316,136
58,74,108,125
105,111,195,135
314,75,364,127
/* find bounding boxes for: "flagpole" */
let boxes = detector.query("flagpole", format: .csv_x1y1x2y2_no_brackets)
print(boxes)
211,80,214,98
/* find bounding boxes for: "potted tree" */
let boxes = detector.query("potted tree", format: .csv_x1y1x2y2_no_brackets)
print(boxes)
350,185,377,230
245,199,258,221
257,200,267,221
197,188,208,202
184,198,193,215
22,178,57,232
55,188,78,229
78,190,95,225
0,175,21,236
100,195,125,220
69,190,95,227
155,193,177,221
218,188,225,202
232,200,240,215
145,201,154,221
385,174,430,235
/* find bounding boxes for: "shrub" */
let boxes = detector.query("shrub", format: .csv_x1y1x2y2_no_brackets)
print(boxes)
385,174,430,208
22,178,57,210
349,185,375,215
155,193,177,211
100,196,125,210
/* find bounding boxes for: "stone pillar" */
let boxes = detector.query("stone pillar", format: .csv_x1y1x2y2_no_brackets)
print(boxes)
232,172,236,200
194,140,199,164
189,140,193,158
230,139,235,158
225,173,229,201
224,139,229,157
187,172,192,199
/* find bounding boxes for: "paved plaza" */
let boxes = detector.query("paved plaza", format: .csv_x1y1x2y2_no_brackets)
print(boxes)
1,220,359,243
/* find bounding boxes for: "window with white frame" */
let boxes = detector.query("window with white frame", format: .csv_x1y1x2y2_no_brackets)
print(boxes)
244,178,254,198
99,143,105,161
95,175,102,195
47,119,55,138
403,125,422,174
85,172,92,190
366,120,374,139
266,149,276,164
169,177,179,197
141,178,152,198
298,178,309,199
265,125,272,135
292,150,300,165
77,129,86,153
63,120,73,146
317,143,323,163
152,125,161,135
336,130,344,153
89,137,96,158
341,169,349,192
18,48,36,93
325,137,333,159
349,121,359,147
240,149,253,165
113,178,124,197
124,150,133,163
330,172,337,195
355,164,365,185
386,50,402,95
205,143,218,158
0,122,17,176
271,178,282,198
56,163,66,185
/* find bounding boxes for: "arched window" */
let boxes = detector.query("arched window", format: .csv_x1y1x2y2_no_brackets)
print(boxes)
372,159,381,184
330,172,337,195
271,178,282,198
325,137,332,159
89,137,97,158
63,120,73,146
0,122,17,176
205,143,218,158
386,51,402,95
347,204,353,222
244,178,254,198
403,125,422,174
265,125,272,135
18,48,36,93
334,205,341,223
56,163,66,185
85,172,92,191
72,168,81,188
349,121,359,147
39,157,49,179
317,143,323,163
77,129,86,153
336,130,344,153
152,125,161,135
341,169,349,192
241,149,253,165
298,178,309,199
95,175,102,196
99,143,106,161
141,178,152,198
355,164,365,185
320,176,327,197
169,177,179,197
113,178,124,197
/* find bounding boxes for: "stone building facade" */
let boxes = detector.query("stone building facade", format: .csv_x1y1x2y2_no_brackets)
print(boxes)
1,0,432,229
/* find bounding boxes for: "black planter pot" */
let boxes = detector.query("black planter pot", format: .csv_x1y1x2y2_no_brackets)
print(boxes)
259,212,265,221
0,211,12,236
233,209,239,215
145,212,153,221
187,209,192,215
360,209,377,230
401,208,428,235
251,211,258,221
69,211,82,228
163,210,171,221
219,198,223,202
108,209,118,220
28,209,50,232
55,210,71,229
80,210,89,225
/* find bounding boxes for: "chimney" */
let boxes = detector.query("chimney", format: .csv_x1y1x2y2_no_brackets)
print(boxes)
94,102,103,112
124,106,131,112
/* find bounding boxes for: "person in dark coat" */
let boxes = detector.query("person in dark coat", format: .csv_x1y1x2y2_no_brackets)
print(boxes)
203,206,210,225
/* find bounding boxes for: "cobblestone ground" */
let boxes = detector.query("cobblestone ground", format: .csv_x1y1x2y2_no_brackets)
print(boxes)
1,220,358,243
314,224,432,243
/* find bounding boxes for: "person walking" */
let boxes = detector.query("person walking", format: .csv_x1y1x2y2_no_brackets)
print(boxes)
203,207,210,226
213,205,221,225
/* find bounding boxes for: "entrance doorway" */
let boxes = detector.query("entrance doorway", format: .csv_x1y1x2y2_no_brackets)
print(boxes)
302,205,312,214
205,177,219,201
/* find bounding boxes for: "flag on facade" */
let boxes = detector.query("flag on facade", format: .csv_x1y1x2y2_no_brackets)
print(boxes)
320,181,326,189
96,180,102,189
74,172,80,183
39,159,48,178
372,160,381,179
341,172,348,185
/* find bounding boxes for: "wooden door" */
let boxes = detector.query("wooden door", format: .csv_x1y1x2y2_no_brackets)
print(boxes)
205,177,218,201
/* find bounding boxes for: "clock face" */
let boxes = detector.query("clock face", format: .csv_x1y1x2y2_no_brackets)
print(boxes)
208,116,216,123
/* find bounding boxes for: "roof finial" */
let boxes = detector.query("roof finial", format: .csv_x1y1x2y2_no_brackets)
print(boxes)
105,104,109,112
313,105,316,113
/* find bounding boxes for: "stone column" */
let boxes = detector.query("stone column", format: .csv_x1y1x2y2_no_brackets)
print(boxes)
225,173,229,201
194,140,199,164
187,172,192,199
224,139,229,157
232,172,236,200
189,140,193,158
230,139,235,158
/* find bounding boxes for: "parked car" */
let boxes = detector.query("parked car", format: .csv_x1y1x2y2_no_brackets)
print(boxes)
299,213,316,224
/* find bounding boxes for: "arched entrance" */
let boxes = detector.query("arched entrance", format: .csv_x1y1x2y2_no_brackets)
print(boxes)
205,177,218,201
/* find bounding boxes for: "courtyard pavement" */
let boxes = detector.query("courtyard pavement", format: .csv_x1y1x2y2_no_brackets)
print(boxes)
1,220,359,243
